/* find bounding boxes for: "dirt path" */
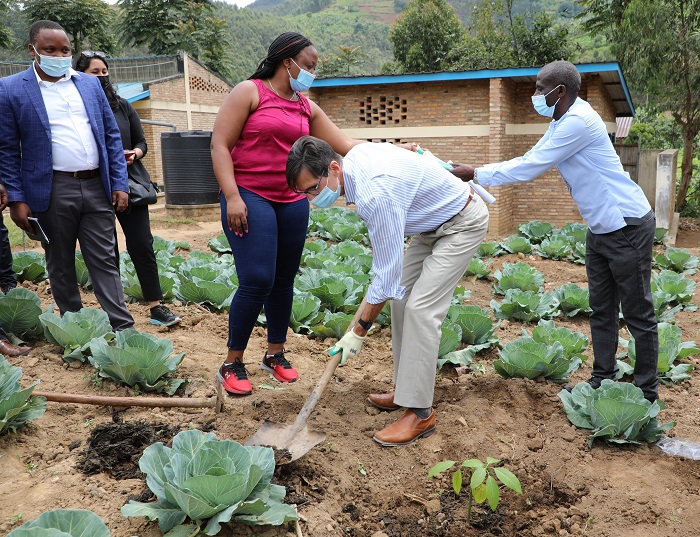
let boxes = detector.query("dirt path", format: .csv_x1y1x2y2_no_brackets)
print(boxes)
1,216,699,537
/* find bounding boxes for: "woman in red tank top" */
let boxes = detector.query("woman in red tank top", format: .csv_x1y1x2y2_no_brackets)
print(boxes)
211,33,363,396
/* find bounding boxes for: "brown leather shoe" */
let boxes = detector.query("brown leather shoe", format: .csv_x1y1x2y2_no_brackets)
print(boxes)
367,391,401,411
0,338,31,357
373,409,436,446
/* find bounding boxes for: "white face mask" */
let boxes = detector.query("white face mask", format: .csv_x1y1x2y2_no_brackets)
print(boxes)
531,84,562,117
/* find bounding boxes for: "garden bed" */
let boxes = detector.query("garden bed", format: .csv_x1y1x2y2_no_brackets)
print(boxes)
1,218,699,537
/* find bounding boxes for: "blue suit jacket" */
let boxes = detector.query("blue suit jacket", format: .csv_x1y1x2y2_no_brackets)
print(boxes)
0,66,128,212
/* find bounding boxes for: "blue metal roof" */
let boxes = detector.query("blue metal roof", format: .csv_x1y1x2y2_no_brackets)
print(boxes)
313,62,634,116
115,82,150,103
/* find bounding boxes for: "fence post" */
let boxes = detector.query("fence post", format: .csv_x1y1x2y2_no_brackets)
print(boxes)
655,149,678,231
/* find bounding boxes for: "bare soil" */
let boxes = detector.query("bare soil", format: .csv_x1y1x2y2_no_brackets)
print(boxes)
1,218,700,537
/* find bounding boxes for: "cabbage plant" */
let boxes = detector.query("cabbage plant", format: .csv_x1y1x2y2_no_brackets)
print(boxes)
570,241,586,265
476,241,504,258
554,283,591,317
75,251,92,290
12,251,48,283
653,247,698,275
0,355,46,435
88,329,186,394
296,268,364,313
654,228,669,245
154,235,190,253
651,270,696,310
438,321,462,357
500,235,533,254
537,235,572,260
0,288,44,340
559,222,588,246
494,338,580,383
492,262,544,295
617,322,699,385
307,207,369,244
447,305,499,347
176,258,237,311
523,319,588,361
490,289,559,323
464,257,492,279
7,509,109,537
208,232,232,254
652,290,682,323
517,220,554,244
122,430,298,534
558,380,674,447
289,292,322,333
310,311,354,339
39,307,114,362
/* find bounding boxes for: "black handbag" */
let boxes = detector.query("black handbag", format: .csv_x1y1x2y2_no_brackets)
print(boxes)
128,177,158,205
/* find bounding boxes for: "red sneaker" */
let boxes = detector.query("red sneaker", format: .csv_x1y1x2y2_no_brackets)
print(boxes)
261,351,299,383
217,362,252,395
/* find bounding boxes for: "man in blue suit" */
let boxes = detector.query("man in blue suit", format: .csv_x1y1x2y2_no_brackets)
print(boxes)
0,20,134,330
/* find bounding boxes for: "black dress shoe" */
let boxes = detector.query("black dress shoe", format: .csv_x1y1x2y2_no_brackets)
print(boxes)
0,338,31,357
564,377,603,393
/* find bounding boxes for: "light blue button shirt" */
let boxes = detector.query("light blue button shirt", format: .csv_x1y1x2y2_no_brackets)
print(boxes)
476,98,651,234
342,143,471,304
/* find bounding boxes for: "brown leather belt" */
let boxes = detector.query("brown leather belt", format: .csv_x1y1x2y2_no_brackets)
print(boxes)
54,169,100,179
463,185,476,210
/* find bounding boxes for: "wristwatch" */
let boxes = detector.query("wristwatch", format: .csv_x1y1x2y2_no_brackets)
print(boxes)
473,168,479,184
357,318,372,331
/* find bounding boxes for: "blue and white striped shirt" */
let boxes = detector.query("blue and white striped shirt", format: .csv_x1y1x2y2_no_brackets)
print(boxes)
342,143,470,304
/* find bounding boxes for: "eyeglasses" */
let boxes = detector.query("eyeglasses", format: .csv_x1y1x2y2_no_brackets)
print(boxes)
299,170,327,196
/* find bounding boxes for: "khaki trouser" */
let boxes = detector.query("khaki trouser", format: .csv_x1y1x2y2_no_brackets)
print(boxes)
391,195,489,408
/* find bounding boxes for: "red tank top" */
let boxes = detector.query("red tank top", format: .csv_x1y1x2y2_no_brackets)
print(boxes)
231,78,311,202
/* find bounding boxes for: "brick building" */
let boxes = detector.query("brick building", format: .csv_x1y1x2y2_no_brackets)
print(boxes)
113,53,232,189
309,63,634,236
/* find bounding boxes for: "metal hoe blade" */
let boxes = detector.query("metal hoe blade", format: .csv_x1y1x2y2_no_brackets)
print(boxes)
246,297,367,463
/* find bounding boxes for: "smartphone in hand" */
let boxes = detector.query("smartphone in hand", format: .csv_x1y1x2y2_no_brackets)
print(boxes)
123,150,137,159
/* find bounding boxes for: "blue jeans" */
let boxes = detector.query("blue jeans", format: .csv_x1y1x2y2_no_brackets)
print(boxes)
221,188,309,350
586,212,658,399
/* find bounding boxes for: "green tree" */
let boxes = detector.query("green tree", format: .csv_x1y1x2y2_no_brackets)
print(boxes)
444,0,573,70
117,0,232,79
0,0,13,49
580,0,700,209
318,45,366,76
23,0,117,54
389,0,464,72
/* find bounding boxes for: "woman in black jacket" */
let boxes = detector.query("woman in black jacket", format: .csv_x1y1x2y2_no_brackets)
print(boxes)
75,51,181,327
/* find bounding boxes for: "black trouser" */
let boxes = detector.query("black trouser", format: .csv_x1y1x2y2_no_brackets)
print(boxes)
115,203,162,303
585,211,658,399
36,172,134,331
0,212,16,289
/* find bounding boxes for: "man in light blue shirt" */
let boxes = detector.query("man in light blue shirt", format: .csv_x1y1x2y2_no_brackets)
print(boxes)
451,60,658,402
287,136,489,446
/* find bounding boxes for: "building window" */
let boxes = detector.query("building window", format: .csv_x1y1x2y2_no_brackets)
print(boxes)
359,96,407,125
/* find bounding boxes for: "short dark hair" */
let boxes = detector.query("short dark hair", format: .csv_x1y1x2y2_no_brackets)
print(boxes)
29,20,65,45
286,136,341,192
540,60,581,95
250,32,314,80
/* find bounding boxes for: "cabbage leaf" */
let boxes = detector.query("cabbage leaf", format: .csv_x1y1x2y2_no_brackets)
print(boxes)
122,430,297,534
554,283,592,317
7,509,109,537
39,307,114,362
491,289,559,323
523,319,588,361
558,380,674,447
0,287,44,340
494,338,579,383
88,329,186,394
492,262,544,295
0,355,46,435
517,220,554,244
653,247,699,275
12,251,48,283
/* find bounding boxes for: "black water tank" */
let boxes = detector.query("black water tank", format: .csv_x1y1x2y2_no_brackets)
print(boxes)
161,131,219,205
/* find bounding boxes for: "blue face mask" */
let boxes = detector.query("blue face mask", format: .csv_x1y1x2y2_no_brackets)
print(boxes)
531,84,562,117
288,58,316,93
32,45,72,78
311,172,341,208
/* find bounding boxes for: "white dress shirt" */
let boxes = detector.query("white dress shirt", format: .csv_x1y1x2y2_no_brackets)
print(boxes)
342,143,471,304
34,65,99,172
476,98,651,234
